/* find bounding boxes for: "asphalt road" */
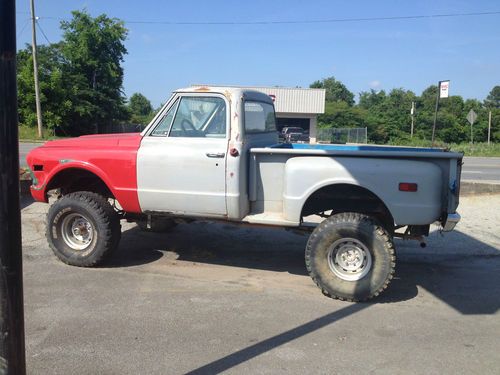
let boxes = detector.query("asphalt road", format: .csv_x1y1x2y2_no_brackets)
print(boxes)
19,142,42,166
461,156,500,182
20,194,500,374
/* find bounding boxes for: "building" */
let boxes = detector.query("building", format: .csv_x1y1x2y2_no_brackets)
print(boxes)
194,85,326,143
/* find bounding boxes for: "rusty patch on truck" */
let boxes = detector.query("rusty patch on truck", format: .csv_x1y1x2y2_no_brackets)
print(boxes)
223,90,232,103
194,86,211,92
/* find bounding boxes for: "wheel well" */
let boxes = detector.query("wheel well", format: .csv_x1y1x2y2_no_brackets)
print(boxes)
46,168,114,199
301,184,394,231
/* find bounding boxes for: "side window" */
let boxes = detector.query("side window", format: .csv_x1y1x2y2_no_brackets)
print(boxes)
244,101,276,133
169,96,226,138
151,99,179,136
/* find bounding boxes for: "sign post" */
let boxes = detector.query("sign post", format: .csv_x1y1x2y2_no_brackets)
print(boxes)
467,109,477,144
0,0,27,373
410,101,415,138
431,80,450,146
488,110,492,145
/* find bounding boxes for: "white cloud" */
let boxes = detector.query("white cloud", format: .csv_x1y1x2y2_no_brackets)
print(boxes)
369,80,381,89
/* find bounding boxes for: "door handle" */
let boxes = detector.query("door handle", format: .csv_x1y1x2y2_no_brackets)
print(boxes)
206,152,225,158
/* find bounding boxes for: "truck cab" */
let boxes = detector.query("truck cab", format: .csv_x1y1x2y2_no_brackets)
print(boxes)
137,87,277,219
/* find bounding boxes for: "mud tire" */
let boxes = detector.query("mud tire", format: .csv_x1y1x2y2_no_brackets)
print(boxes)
46,192,121,267
306,212,395,301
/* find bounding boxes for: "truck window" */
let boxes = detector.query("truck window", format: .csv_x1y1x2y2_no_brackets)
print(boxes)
244,101,276,133
169,96,226,138
151,99,179,136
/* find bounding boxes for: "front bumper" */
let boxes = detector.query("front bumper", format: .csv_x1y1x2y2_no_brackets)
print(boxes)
442,212,461,232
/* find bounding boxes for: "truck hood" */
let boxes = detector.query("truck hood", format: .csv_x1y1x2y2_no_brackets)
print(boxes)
42,133,143,149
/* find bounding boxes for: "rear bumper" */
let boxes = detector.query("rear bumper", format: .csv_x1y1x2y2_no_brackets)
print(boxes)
442,212,461,232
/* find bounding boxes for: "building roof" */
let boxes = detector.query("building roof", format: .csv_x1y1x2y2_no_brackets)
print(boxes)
192,85,326,114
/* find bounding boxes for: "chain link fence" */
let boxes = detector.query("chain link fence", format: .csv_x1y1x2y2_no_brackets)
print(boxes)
317,127,367,144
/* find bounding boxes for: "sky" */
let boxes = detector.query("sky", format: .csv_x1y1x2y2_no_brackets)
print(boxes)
15,0,500,107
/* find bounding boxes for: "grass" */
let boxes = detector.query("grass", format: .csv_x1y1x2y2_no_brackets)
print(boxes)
447,142,500,157
386,138,500,157
18,125,60,141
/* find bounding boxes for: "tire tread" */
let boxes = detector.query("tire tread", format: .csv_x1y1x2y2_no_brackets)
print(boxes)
305,212,395,302
46,191,121,267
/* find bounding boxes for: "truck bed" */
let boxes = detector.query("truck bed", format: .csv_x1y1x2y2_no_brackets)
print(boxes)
245,143,463,227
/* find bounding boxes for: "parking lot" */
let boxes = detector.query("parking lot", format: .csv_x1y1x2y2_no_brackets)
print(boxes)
21,194,499,374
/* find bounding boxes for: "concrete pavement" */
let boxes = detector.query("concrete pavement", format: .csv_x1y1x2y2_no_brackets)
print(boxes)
21,194,500,374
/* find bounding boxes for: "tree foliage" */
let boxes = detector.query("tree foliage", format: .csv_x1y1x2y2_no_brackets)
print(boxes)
484,86,500,109
128,92,154,124
17,10,132,136
310,76,355,106
316,77,499,144
17,43,70,133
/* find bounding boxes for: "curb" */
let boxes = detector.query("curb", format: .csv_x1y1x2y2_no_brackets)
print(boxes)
460,181,500,196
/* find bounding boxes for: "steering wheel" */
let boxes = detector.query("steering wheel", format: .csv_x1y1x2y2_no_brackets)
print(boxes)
181,119,196,132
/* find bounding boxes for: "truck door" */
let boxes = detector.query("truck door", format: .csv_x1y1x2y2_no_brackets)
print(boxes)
137,94,228,216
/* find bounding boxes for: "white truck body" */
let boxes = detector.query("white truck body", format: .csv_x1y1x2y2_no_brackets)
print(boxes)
137,86,462,230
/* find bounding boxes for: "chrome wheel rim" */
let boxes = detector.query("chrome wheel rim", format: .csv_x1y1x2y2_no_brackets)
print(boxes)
327,238,372,281
61,213,95,251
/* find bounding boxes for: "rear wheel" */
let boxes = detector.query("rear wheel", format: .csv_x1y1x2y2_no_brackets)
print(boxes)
46,192,121,267
306,212,395,301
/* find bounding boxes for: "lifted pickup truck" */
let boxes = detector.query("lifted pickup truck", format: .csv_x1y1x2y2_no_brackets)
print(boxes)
27,86,463,301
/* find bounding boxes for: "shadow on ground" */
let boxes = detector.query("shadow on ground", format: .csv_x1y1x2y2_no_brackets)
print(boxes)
20,195,34,210
107,221,500,316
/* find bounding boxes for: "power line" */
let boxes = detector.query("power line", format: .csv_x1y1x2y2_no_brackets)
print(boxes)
20,10,500,26
123,10,500,25
36,19,51,44
17,18,30,39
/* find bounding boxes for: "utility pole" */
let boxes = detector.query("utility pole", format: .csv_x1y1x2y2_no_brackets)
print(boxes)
431,91,439,146
488,110,492,146
0,0,27,373
410,101,415,138
432,80,450,146
30,0,43,138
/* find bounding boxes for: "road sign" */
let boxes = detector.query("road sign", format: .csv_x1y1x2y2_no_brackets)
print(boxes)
439,80,450,98
467,109,477,125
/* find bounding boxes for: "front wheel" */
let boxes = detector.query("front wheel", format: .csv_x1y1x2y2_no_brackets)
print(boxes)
306,212,395,301
46,192,121,267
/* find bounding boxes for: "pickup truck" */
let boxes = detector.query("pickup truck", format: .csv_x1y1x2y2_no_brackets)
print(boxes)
280,126,309,143
27,86,463,301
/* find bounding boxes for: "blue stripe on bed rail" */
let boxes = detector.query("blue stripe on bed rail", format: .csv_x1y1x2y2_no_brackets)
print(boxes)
270,143,444,152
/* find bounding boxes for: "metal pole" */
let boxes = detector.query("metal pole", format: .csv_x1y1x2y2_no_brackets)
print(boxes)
488,111,492,146
0,0,27,373
410,101,415,138
431,82,440,146
471,122,474,144
30,0,43,138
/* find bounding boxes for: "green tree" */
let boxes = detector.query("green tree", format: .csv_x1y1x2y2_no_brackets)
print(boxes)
128,92,153,124
17,43,71,133
483,86,500,142
358,90,386,109
310,76,355,106
59,10,129,134
484,86,500,109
